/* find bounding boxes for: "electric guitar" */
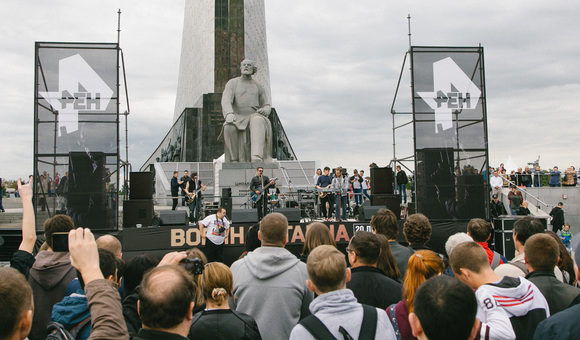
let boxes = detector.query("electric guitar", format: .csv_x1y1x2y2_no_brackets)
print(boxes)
250,177,278,202
186,180,213,204
318,184,332,198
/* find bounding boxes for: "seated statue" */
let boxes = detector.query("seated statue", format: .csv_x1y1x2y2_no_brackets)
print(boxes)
221,59,272,163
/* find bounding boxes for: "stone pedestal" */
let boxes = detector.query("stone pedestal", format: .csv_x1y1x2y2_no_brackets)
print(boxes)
219,162,284,209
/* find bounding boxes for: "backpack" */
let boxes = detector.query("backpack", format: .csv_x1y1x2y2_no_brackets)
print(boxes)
299,304,377,340
46,317,91,340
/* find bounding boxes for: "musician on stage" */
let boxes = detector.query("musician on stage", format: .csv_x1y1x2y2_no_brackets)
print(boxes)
332,167,349,221
250,167,274,221
185,171,207,224
316,167,334,220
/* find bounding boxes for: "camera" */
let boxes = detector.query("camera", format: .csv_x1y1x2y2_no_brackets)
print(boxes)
217,225,226,234
179,258,204,275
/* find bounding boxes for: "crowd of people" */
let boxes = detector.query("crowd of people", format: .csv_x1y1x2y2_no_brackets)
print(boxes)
488,163,579,188
3,178,580,340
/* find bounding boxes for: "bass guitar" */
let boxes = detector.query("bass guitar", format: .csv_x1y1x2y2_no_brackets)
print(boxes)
186,181,213,205
250,177,278,202
318,184,331,198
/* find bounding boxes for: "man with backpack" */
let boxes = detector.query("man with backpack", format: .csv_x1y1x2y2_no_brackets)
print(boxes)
289,245,396,340
466,218,506,269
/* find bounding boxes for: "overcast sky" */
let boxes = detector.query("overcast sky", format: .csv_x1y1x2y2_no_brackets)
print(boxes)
1,0,579,180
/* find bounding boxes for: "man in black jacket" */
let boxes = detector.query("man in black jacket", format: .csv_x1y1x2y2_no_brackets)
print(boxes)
549,202,564,232
249,167,274,221
346,231,402,309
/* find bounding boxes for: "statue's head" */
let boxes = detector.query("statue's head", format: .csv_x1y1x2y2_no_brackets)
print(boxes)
241,59,257,75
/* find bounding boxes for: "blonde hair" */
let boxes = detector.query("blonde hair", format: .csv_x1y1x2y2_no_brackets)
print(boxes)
201,262,233,306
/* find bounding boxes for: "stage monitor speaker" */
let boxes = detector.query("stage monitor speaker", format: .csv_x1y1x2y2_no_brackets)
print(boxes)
371,194,401,219
159,210,188,226
130,172,154,200
358,205,385,222
370,167,393,195
275,208,301,223
123,199,154,228
232,209,258,224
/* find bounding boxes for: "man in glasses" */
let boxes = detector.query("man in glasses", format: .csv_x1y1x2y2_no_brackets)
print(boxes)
250,167,275,221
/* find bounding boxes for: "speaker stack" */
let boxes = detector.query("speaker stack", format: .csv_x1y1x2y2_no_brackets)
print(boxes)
369,167,400,218
123,172,154,228
220,188,232,218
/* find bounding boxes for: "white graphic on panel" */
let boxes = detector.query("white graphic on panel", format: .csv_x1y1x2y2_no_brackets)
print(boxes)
417,57,481,132
39,54,113,136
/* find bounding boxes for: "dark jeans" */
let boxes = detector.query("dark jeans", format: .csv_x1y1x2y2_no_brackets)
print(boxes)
320,194,334,218
256,197,267,221
335,195,347,220
204,238,224,263
398,184,407,202
353,188,362,205
172,195,178,210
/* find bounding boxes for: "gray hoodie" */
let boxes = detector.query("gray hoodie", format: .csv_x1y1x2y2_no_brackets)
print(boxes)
231,246,314,340
289,289,396,340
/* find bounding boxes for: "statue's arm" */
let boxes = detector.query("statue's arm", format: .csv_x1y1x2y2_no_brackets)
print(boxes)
257,82,271,116
221,79,236,118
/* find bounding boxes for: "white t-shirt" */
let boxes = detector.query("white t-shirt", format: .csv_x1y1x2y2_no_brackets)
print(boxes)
201,214,230,245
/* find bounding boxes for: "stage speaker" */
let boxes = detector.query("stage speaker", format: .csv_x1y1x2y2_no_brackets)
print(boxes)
232,209,258,224
159,210,188,226
123,199,154,228
276,208,301,223
220,187,232,218
68,151,110,229
130,172,154,199
371,194,401,219
358,205,385,222
370,167,393,195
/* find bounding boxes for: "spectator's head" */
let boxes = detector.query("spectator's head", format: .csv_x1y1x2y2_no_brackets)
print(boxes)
524,234,559,272
347,231,381,267
306,245,349,294
43,214,74,250
375,233,401,280
449,242,490,289
96,234,122,259
123,254,159,298
563,223,570,232
173,171,178,177
466,218,493,242
201,262,233,307
403,213,432,245
0,267,33,340
302,222,336,256
445,232,473,257
403,250,444,313
409,276,478,340
513,217,544,249
544,230,575,281
370,208,399,240
185,247,208,266
77,248,118,290
259,212,288,247
138,265,195,332
558,202,563,208
244,224,261,253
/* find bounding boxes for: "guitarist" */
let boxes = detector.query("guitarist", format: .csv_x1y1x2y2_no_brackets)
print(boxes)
316,167,334,221
250,167,275,221
185,172,207,224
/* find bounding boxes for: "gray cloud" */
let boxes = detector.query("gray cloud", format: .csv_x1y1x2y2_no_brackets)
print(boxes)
0,0,578,180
